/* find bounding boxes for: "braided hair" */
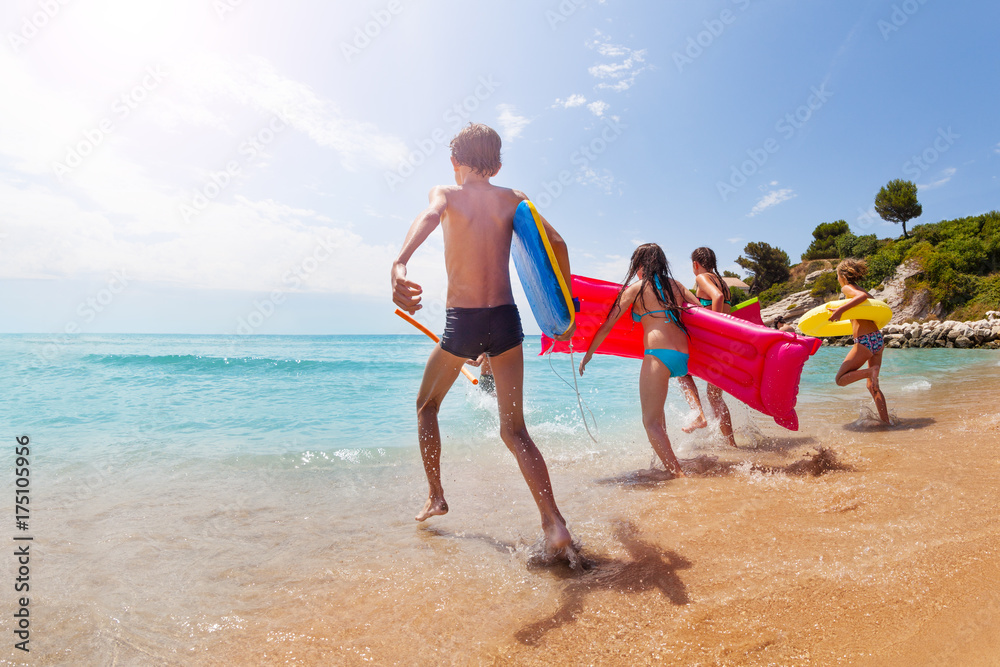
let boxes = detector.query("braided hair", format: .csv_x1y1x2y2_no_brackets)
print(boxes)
691,246,731,304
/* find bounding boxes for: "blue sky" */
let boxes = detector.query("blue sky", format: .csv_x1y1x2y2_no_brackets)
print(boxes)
2,0,998,335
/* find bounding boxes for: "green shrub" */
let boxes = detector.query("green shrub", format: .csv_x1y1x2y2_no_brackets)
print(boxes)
802,220,850,260
930,268,979,311
852,234,880,258
810,271,840,297
865,240,910,288
836,233,879,259
758,282,793,308
835,232,857,258
974,272,1000,308
758,276,805,307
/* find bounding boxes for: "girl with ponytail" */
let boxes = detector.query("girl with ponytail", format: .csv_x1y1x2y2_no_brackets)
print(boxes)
676,246,738,448
578,243,701,477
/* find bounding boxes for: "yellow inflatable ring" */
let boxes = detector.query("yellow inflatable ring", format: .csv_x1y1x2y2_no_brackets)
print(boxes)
797,299,892,337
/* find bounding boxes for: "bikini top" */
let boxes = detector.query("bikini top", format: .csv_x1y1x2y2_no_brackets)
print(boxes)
698,274,732,308
632,275,680,324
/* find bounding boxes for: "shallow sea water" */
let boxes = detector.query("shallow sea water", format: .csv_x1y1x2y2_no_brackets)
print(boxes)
1,335,999,665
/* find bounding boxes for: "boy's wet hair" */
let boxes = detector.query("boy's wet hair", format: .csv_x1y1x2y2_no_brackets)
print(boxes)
449,123,502,176
837,258,868,284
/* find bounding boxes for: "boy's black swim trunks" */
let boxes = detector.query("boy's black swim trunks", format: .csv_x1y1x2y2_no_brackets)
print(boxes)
440,304,524,359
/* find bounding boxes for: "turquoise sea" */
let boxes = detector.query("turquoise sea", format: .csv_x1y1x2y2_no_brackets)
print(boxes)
6,333,997,459
2,334,999,664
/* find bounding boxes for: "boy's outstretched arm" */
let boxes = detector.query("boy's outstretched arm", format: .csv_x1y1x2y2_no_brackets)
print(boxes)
392,187,448,313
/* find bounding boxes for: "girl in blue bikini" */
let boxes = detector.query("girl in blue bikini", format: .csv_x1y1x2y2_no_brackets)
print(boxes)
579,243,701,477
828,258,891,424
675,247,738,447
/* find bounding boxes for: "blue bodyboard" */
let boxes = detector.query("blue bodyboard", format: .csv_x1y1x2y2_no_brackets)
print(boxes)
511,200,575,337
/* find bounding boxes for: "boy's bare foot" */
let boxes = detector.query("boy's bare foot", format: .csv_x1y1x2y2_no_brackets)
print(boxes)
415,497,448,522
681,414,708,433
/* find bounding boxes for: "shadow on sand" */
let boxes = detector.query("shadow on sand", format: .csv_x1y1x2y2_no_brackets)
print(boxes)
514,520,691,646
416,525,519,556
842,416,936,432
596,447,854,489
742,435,818,453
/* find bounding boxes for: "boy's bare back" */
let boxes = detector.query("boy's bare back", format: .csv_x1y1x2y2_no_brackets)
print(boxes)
433,182,527,309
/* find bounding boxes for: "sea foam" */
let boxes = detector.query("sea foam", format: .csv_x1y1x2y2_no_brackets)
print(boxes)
901,380,932,393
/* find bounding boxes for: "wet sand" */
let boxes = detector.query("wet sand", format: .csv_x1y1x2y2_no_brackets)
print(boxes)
11,354,1000,666
168,362,1000,666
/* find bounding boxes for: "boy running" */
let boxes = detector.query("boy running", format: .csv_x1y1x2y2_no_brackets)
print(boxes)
391,123,574,554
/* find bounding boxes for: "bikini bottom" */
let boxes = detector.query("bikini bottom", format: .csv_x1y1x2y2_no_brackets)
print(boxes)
645,348,689,377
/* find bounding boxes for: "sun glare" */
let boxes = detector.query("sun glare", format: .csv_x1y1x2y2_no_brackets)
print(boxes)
62,0,211,64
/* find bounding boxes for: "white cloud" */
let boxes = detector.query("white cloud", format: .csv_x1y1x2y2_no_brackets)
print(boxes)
994,141,1000,155
587,34,649,92
727,237,745,244
554,94,587,108
593,255,631,282
577,166,617,194
172,54,407,170
0,177,437,298
0,47,423,295
748,189,796,217
0,48,409,177
919,167,956,190
496,104,530,141
587,100,609,117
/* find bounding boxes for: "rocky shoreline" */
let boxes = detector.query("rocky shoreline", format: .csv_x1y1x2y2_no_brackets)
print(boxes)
757,265,1000,350
823,313,1000,349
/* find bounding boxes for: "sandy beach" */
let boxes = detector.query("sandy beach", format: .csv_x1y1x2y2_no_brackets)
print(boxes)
175,355,1000,665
